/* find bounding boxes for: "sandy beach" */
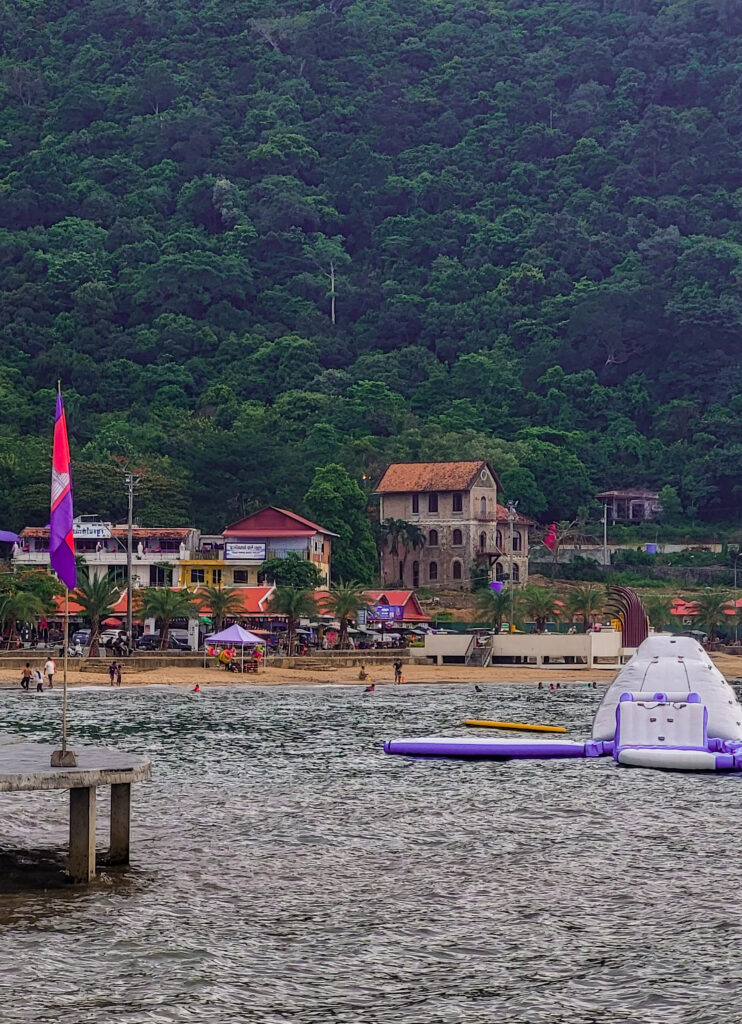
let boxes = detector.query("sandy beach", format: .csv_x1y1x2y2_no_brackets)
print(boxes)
3,652,741,688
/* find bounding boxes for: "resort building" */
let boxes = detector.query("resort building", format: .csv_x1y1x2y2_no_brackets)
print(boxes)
178,507,335,588
13,516,197,588
374,461,532,588
597,489,662,523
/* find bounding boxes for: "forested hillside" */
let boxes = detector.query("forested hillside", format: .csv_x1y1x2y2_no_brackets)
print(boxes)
1,0,741,532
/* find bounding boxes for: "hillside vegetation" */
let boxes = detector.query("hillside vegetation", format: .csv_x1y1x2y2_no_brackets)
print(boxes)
0,0,741,531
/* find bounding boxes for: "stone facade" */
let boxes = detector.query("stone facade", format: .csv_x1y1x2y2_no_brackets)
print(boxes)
375,461,531,589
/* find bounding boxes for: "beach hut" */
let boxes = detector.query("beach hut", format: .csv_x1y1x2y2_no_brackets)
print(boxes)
205,623,265,673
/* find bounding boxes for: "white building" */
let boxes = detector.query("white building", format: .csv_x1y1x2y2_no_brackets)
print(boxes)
14,515,198,588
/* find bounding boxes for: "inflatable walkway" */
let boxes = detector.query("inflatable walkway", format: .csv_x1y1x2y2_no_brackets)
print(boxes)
384,636,742,772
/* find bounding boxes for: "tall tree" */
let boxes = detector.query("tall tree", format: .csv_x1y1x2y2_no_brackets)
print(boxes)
74,569,121,656
200,584,245,635
692,589,732,641
564,584,605,632
517,585,561,633
324,582,368,649
134,588,198,649
474,587,511,633
304,465,376,584
267,587,318,654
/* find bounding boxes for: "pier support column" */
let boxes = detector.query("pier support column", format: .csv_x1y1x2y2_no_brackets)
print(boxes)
69,786,96,883
109,783,131,865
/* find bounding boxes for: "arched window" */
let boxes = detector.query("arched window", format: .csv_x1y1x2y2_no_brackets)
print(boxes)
428,529,439,547
429,561,438,582
412,560,420,588
512,530,522,552
512,563,520,582
480,496,487,518
495,562,504,581
479,532,486,551
452,528,463,546
452,560,462,581
496,529,503,549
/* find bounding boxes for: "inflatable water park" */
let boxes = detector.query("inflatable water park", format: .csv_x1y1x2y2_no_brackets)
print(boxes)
385,617,742,774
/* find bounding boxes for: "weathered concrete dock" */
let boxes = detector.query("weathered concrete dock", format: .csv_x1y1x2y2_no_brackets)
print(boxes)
0,740,151,883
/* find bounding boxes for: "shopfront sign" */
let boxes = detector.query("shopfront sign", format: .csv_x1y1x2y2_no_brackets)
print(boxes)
225,542,266,560
72,520,112,539
370,604,404,621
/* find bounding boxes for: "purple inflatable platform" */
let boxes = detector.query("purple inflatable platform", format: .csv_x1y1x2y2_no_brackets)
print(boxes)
382,737,588,759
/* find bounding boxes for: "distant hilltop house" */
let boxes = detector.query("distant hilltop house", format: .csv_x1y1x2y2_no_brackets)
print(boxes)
374,460,533,589
13,507,335,591
597,489,662,524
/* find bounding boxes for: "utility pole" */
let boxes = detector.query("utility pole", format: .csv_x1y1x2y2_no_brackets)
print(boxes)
603,502,608,570
508,502,517,633
124,471,140,649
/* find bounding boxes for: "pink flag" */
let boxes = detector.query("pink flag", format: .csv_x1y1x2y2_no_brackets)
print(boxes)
544,523,558,551
50,392,76,591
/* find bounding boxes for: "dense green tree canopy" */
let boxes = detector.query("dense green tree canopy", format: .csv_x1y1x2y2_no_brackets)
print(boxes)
0,0,741,533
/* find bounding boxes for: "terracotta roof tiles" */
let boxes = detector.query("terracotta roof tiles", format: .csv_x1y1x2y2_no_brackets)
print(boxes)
375,461,501,494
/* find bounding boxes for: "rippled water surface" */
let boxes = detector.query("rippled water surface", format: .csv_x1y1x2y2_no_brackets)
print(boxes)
2,681,742,1024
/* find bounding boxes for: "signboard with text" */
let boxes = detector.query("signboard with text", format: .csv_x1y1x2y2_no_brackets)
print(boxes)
225,542,266,560
370,604,404,621
72,520,112,539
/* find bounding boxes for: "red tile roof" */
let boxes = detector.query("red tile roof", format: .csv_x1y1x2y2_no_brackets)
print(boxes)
223,507,337,538
21,527,191,540
56,586,277,618
375,461,501,494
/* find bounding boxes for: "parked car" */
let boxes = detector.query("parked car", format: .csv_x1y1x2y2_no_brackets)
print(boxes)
136,633,189,651
71,629,91,647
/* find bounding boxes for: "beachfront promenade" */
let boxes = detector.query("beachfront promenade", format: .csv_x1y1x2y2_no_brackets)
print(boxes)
0,737,151,882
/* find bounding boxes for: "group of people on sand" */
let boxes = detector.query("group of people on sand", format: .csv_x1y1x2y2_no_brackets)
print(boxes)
108,662,123,686
20,658,56,692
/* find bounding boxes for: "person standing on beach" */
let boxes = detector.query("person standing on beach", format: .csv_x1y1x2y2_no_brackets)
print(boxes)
115,663,122,687
393,660,402,684
44,656,56,689
21,663,31,690
109,661,116,686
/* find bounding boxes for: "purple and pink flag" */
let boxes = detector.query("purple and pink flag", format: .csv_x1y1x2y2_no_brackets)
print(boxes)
50,391,76,591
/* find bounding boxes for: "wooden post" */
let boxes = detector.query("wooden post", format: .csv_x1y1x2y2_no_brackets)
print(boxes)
109,783,131,865
69,786,96,882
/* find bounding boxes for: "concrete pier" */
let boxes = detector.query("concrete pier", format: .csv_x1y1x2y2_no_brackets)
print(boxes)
0,741,151,883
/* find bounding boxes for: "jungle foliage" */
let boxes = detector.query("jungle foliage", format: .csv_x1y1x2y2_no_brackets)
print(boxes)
1,0,741,542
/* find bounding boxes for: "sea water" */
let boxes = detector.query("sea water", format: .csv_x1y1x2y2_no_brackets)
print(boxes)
1,683,741,1024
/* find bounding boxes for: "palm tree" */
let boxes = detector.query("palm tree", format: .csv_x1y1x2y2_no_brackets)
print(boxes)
474,587,511,634
398,523,426,586
74,569,121,656
564,584,605,632
376,518,407,583
268,587,318,653
692,588,733,641
0,589,47,645
325,583,369,648
643,594,674,632
518,585,561,633
134,588,199,649
199,584,244,634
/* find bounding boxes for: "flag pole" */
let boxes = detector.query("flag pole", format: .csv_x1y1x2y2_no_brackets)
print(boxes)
51,380,77,768
62,586,69,752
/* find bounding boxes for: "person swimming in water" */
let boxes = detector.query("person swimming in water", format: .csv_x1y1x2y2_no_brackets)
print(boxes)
363,683,375,693
192,684,201,693
474,684,483,693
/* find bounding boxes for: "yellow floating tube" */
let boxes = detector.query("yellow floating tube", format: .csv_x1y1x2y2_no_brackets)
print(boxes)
464,719,566,734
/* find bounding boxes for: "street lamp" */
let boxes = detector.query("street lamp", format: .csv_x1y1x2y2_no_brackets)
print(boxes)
734,551,742,643
124,471,141,649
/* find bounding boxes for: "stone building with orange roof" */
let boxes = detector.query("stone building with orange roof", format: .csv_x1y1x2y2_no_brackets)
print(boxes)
374,461,533,589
